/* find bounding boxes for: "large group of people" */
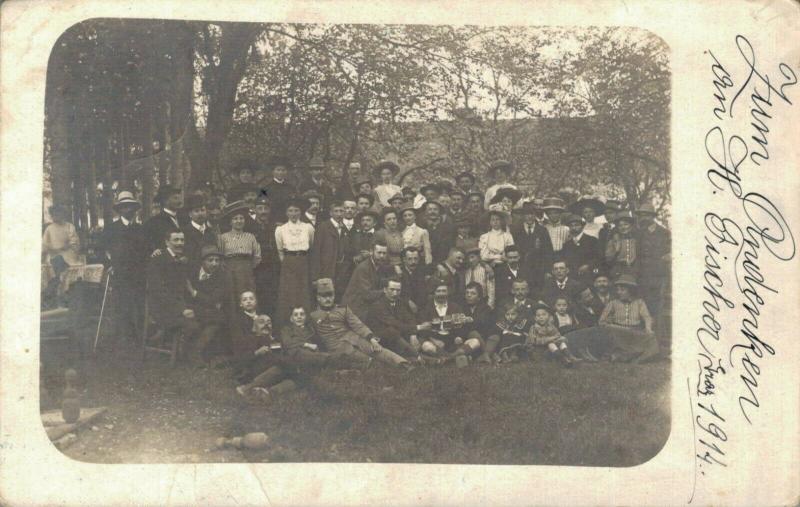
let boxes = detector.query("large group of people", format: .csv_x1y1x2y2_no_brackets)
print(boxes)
44,157,671,399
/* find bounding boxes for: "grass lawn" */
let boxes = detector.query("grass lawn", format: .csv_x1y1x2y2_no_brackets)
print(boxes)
41,341,670,466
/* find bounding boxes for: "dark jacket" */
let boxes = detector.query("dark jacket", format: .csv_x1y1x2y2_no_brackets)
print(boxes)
103,219,147,286
366,295,417,341
560,233,601,275
188,266,228,326
511,222,553,288
400,265,429,309
538,277,584,307
182,222,218,272
262,179,297,222
349,229,376,265
493,263,529,303
462,301,496,338
417,300,465,344
423,219,456,264
310,219,347,283
142,211,182,255
146,250,190,328
343,258,389,320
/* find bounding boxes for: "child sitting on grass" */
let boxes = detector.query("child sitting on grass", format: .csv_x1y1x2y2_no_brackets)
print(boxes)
495,305,531,362
525,304,581,366
553,296,580,335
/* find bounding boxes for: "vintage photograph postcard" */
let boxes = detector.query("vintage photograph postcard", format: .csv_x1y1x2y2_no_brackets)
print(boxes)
0,0,798,505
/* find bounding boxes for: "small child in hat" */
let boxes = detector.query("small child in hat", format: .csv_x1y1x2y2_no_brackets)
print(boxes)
494,304,531,363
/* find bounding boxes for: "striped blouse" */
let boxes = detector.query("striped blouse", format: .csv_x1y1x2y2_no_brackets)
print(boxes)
545,223,571,252
218,231,261,266
600,298,652,329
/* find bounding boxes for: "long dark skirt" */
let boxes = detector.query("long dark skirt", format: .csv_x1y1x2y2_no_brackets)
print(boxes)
276,254,310,324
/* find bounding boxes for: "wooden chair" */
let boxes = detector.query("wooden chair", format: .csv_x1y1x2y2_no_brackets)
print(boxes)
141,295,182,366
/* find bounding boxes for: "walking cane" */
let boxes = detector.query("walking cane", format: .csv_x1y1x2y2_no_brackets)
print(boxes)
93,268,112,355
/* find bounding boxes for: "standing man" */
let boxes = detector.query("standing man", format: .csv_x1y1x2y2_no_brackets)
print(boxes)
310,200,349,301
561,213,601,283
143,186,183,255
433,247,466,305
343,242,392,321
298,157,334,219
104,191,147,344
350,210,378,266
420,201,455,264
301,190,322,227
182,193,218,272
493,245,527,304
512,200,553,291
635,203,671,320
311,278,411,368
252,194,279,316
263,157,297,222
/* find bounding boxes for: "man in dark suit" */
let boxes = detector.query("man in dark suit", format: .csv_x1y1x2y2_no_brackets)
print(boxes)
560,213,601,283
496,279,541,322
366,278,422,357
399,246,429,312
343,241,392,321
349,210,378,266
251,194,279,315
539,259,584,306
511,201,553,291
310,200,349,301
146,229,192,344
297,157,334,220
462,281,500,363
185,245,230,362
182,193,218,272
420,201,456,264
262,157,297,222
142,186,183,255
493,245,528,304
103,191,148,343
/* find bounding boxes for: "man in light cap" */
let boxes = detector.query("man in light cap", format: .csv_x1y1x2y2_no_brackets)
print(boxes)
103,191,147,344
310,278,412,368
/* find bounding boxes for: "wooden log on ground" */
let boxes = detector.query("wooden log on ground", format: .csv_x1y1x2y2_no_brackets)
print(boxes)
42,406,107,440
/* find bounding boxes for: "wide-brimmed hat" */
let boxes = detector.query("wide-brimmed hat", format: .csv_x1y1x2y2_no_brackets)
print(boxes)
307,156,325,169
614,274,638,287
487,160,514,177
222,200,251,220
373,159,400,176
613,210,635,224
542,196,566,211
315,278,335,295
419,183,441,196
399,198,417,214
387,192,405,204
635,202,657,216
487,204,510,219
455,171,476,184
492,187,522,205
569,195,606,216
200,245,223,260
114,191,141,211
184,193,207,212
562,213,585,226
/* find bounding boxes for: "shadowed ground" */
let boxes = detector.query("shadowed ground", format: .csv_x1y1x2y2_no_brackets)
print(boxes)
41,340,670,466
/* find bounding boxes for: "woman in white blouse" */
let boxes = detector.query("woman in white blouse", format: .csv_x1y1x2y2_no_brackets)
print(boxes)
400,200,432,265
373,160,402,208
479,209,514,267
275,197,315,324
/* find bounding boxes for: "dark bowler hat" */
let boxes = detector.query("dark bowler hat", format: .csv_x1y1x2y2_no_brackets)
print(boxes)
374,159,400,176
154,186,180,204
542,196,566,211
315,278,335,295
307,156,325,169
200,245,223,260
487,160,514,177
569,195,606,216
614,274,638,287
562,213,585,226
185,193,207,212
455,171,476,184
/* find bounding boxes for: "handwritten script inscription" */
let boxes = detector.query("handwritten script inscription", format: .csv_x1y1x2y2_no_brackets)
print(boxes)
690,35,796,503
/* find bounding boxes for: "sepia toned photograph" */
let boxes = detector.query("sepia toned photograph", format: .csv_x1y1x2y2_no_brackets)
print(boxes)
39,18,672,466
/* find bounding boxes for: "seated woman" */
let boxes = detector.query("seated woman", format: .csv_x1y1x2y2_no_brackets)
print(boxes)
563,275,660,363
